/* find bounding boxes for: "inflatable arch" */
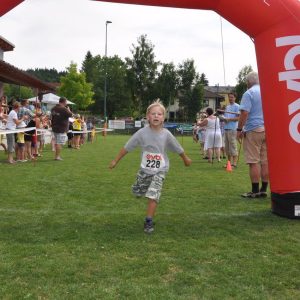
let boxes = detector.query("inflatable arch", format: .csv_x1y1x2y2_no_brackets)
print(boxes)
2,0,300,218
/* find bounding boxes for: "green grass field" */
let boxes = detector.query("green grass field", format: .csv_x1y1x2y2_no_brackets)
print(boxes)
0,134,299,299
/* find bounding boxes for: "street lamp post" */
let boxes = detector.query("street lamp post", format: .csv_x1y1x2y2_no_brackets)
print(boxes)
103,20,112,135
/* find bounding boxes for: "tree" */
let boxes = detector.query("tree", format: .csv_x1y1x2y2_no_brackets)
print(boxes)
235,65,253,102
26,68,66,82
126,34,159,116
3,84,34,100
81,52,104,114
81,51,98,84
155,62,179,108
177,59,200,120
199,73,209,86
177,59,199,91
105,56,132,118
81,52,131,117
189,81,204,120
58,62,94,110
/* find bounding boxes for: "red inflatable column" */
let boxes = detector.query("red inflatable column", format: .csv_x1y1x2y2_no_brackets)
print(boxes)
254,17,300,218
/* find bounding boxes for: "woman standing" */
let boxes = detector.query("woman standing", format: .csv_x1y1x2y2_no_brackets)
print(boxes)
198,107,222,163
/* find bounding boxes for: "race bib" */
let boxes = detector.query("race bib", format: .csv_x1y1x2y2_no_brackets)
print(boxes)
141,152,165,170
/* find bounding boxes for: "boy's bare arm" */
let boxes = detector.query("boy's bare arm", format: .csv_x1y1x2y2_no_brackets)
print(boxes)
109,148,128,169
180,152,192,167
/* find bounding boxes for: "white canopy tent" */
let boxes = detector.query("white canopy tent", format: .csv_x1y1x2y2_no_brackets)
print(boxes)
28,93,75,111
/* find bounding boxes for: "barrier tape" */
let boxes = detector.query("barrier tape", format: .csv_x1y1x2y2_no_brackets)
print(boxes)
0,127,114,135
0,127,36,135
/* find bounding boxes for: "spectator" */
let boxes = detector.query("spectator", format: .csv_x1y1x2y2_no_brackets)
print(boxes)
198,107,222,163
16,122,26,162
72,114,82,150
67,121,74,148
6,102,28,164
0,95,8,115
51,97,73,161
80,116,87,146
237,71,269,198
223,92,240,167
0,98,7,152
87,118,93,142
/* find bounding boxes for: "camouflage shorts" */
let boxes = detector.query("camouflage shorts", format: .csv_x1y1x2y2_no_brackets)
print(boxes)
132,170,166,202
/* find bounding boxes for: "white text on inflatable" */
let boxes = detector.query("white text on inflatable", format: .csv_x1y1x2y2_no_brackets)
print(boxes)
276,35,300,143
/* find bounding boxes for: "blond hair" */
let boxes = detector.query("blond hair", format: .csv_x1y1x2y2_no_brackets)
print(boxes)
146,99,166,116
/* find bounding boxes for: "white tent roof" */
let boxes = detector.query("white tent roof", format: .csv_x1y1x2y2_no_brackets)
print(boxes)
28,93,75,105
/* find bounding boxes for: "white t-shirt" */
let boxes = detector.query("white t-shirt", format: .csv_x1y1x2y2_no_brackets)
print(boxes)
6,110,18,130
124,125,184,174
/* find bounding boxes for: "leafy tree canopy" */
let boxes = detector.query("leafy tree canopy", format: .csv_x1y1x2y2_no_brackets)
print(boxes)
234,65,253,102
126,34,159,115
58,62,94,110
3,84,34,100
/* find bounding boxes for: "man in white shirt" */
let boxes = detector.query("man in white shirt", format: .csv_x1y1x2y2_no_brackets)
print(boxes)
6,102,28,164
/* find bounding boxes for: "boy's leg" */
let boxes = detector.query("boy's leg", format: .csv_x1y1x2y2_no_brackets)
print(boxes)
144,199,157,233
146,198,157,218
144,173,165,233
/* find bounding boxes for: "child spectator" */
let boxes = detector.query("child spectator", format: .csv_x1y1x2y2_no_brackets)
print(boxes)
67,121,74,148
80,116,87,146
72,114,82,149
16,130,26,162
109,99,192,233
90,124,96,143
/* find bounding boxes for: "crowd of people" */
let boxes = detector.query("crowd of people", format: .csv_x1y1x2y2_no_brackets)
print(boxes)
0,95,96,164
193,91,240,166
192,71,268,199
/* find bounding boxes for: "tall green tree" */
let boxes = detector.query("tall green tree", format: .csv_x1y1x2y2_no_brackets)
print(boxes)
177,59,199,120
155,62,179,108
177,59,199,91
58,62,94,110
126,34,159,116
81,51,98,84
188,81,204,121
81,52,104,114
105,56,132,118
199,73,209,86
235,65,253,102
81,52,131,117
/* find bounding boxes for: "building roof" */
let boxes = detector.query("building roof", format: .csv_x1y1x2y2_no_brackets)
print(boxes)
0,35,15,52
0,60,56,92
204,88,224,99
205,85,234,94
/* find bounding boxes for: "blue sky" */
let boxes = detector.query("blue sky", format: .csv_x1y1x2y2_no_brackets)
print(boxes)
0,0,257,86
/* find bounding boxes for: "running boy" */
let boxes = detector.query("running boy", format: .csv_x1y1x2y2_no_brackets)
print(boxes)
109,100,192,233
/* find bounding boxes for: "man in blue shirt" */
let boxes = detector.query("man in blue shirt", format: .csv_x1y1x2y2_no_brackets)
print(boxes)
237,72,269,198
223,92,240,167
